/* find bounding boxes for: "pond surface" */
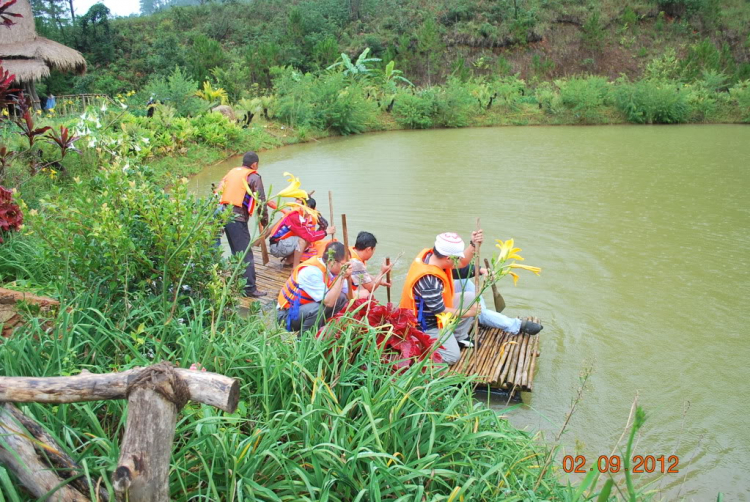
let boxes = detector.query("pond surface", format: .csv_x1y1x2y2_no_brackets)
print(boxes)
190,125,750,500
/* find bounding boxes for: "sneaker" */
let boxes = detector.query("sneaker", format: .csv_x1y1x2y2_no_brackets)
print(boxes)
520,320,543,335
458,339,474,349
245,290,268,298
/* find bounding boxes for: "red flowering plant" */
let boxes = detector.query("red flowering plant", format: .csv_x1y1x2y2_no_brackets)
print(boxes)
319,299,443,370
0,186,22,243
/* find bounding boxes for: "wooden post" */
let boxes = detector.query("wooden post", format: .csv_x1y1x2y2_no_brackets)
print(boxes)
385,257,392,304
484,258,506,313
472,218,482,338
0,405,90,501
111,363,187,500
341,214,355,300
328,191,335,239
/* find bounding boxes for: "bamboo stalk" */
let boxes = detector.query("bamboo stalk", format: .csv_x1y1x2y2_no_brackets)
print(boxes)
341,214,355,300
472,218,481,338
328,191,335,239
385,256,392,303
514,334,529,388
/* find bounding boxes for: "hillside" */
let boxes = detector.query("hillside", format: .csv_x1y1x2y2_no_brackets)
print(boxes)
34,0,750,96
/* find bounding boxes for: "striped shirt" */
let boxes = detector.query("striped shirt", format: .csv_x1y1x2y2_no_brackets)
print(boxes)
413,252,449,330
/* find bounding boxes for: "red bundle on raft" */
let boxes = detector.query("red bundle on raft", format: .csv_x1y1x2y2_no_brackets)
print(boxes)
0,186,22,243
320,299,443,369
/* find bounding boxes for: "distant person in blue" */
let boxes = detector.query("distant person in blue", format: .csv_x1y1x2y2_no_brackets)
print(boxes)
45,94,56,110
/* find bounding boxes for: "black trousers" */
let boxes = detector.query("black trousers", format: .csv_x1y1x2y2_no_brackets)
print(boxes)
224,218,257,294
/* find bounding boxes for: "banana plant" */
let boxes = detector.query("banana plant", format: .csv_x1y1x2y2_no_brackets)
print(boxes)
327,47,382,78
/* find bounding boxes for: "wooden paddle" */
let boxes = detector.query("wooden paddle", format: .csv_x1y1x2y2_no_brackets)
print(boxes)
341,213,355,300
484,257,506,313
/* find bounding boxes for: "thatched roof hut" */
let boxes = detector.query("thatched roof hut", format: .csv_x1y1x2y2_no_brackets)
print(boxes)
1,0,86,107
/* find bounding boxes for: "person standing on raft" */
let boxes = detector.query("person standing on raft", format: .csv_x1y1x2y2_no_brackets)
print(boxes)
215,151,274,298
276,241,352,334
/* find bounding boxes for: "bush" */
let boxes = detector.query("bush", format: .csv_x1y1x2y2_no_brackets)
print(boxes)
24,168,230,299
433,78,476,127
275,69,377,135
146,67,206,117
614,80,691,124
729,80,750,122
558,76,611,123
392,90,437,129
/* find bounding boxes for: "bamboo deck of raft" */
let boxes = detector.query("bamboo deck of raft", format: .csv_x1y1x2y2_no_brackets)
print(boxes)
242,248,542,393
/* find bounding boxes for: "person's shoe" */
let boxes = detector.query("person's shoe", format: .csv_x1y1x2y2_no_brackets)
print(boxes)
520,320,543,335
458,339,474,349
245,290,268,298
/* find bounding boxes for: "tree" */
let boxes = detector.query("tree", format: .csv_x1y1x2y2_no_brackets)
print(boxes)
76,3,114,65
417,16,444,86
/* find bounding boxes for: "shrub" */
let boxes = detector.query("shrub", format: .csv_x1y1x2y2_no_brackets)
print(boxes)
614,80,691,124
24,168,230,299
558,76,611,123
275,70,376,135
392,90,437,129
433,78,476,127
728,80,750,122
146,67,206,117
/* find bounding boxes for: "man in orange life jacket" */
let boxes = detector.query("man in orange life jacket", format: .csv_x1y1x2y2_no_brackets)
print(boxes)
268,196,335,268
399,231,484,365
349,231,391,298
216,151,274,298
276,241,352,334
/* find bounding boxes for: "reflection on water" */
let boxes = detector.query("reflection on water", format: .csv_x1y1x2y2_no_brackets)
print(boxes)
190,125,750,500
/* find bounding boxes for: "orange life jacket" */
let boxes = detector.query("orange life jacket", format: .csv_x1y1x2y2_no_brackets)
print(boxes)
218,167,258,214
301,238,333,261
399,248,454,318
277,257,332,310
269,206,320,243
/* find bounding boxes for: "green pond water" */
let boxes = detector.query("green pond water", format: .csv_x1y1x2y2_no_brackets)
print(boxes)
189,125,750,500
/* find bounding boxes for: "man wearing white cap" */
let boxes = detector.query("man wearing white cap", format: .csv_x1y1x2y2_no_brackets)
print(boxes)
400,231,484,365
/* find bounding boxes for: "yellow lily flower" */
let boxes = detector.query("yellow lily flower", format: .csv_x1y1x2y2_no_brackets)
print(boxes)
509,271,520,286
509,263,542,275
496,239,524,261
436,311,455,329
273,172,308,200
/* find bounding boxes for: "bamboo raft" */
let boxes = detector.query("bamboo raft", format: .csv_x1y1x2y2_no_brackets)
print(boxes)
242,249,542,392
452,318,542,393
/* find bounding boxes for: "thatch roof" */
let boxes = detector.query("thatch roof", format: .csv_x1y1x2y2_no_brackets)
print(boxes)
0,0,86,83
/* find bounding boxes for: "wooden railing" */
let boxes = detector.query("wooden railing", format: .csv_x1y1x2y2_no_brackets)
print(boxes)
51,94,114,115
0,362,239,501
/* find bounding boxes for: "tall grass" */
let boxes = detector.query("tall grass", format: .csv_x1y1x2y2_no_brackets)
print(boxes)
0,286,591,501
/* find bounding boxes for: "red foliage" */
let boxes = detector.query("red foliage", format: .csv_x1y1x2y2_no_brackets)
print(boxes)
322,299,443,370
0,185,22,243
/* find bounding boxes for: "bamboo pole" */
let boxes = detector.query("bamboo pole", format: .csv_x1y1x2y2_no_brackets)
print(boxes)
341,214,355,300
385,256,392,303
472,218,481,337
514,334,529,388
328,191,335,239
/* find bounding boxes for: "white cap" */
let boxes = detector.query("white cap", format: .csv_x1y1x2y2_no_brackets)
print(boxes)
434,232,465,258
